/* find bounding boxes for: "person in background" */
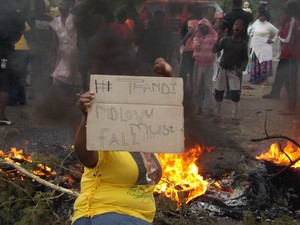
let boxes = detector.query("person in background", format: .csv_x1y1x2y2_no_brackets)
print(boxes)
8,22,31,106
213,19,249,125
262,2,300,115
192,18,217,116
122,0,141,35
258,0,271,21
204,6,221,82
46,0,61,18
243,1,252,14
0,0,25,125
221,0,253,41
220,0,253,98
249,9,278,85
50,0,81,101
110,8,132,42
26,0,53,99
205,6,220,31
167,5,181,73
179,5,203,87
135,10,173,75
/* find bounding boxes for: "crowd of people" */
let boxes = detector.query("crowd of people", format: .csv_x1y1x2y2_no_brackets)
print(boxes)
1,0,299,126
1,0,300,224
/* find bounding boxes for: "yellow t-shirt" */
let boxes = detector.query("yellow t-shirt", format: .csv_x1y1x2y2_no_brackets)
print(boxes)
15,23,30,50
72,151,162,224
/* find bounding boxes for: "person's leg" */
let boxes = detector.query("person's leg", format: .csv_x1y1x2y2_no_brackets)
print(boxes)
72,217,92,225
179,51,190,85
180,51,194,87
250,53,258,83
10,50,29,105
263,59,287,98
0,75,12,126
92,212,152,225
193,65,203,114
227,70,241,124
0,92,9,120
203,66,215,115
283,59,299,113
214,69,226,122
0,54,13,124
17,50,30,105
8,68,18,105
186,51,195,85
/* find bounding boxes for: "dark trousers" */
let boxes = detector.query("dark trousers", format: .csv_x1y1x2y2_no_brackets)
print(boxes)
9,50,29,105
180,51,194,88
271,59,300,109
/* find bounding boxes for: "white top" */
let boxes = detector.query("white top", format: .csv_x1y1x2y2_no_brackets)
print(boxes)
250,20,279,63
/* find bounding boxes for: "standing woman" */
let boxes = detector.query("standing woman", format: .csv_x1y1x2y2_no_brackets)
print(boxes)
49,0,81,94
249,9,278,84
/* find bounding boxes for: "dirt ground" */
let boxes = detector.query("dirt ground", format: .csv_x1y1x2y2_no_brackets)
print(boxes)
195,63,300,177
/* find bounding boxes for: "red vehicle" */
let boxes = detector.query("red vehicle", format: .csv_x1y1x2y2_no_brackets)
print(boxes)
139,0,223,26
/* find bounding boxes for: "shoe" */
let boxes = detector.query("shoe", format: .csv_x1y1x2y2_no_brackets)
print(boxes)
232,118,240,125
262,94,280,99
0,118,12,125
214,116,221,123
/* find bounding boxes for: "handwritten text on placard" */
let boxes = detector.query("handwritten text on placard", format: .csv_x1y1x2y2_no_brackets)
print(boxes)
87,75,184,153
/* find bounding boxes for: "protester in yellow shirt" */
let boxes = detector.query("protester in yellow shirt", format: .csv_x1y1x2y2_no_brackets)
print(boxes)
72,59,173,225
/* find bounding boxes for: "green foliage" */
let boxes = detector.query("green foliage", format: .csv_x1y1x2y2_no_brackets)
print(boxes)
243,211,257,225
272,215,300,225
0,166,73,225
243,211,300,225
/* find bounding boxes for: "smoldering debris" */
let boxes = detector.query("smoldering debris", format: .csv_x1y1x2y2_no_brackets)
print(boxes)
188,157,300,221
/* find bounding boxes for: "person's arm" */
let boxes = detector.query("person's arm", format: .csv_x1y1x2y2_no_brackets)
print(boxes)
178,29,193,47
154,58,173,77
267,23,279,43
73,92,99,168
213,18,221,31
212,34,224,53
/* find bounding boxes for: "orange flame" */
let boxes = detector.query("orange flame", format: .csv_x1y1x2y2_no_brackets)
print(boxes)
256,142,300,168
155,145,209,206
0,147,56,177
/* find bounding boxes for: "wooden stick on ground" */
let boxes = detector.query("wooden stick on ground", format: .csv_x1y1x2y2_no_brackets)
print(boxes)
0,159,79,198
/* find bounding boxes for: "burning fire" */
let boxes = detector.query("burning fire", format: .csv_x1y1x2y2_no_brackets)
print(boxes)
256,142,300,168
155,145,210,205
0,147,56,177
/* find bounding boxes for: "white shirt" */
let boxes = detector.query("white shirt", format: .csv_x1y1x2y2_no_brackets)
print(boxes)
251,20,279,63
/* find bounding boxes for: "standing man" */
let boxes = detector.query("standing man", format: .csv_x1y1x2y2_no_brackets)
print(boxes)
0,0,25,125
263,1,300,115
220,0,253,98
26,0,53,99
221,0,253,41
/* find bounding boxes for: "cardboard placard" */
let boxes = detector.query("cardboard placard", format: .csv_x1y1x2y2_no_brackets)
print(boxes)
86,75,184,153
